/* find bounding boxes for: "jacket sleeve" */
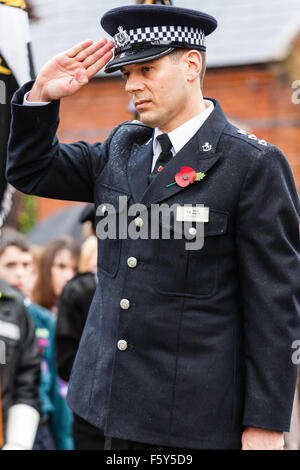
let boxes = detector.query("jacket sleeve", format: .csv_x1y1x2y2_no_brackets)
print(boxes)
13,306,40,413
236,145,300,432
6,81,110,202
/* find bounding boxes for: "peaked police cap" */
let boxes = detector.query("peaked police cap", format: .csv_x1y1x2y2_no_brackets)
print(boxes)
101,5,217,73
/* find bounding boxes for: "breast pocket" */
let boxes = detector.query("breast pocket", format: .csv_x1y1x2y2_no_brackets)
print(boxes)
95,184,129,278
154,209,229,298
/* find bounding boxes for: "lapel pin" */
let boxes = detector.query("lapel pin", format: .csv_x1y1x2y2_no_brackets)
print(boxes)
166,166,206,188
202,142,212,152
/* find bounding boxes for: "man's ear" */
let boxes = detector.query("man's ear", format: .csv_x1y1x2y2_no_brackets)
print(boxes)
184,50,202,82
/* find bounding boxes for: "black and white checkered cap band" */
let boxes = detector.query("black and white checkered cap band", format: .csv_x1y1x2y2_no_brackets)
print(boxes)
114,25,206,50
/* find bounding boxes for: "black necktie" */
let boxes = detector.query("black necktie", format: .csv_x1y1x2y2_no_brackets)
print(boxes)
147,133,173,185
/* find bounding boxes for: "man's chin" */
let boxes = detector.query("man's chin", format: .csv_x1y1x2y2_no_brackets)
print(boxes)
139,113,159,128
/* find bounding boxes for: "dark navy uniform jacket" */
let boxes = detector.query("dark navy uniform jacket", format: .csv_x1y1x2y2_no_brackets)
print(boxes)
6,82,300,449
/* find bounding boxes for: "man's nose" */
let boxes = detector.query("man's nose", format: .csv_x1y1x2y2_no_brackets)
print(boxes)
125,74,144,93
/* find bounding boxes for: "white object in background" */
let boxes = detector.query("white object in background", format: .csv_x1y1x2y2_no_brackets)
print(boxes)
2,404,40,450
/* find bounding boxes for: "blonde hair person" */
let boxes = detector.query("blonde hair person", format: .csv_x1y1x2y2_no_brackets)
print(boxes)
78,235,97,274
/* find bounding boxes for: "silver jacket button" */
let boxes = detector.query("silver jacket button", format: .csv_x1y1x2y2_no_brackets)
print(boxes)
127,257,137,268
120,298,130,310
134,217,144,227
189,227,197,237
117,340,128,351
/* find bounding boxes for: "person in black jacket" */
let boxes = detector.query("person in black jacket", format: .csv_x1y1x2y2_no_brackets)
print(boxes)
0,278,40,449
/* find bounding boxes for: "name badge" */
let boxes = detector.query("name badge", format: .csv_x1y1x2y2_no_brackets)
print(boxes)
176,206,209,223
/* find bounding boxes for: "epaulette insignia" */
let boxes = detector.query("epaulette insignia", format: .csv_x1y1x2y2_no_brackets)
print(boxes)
237,129,268,147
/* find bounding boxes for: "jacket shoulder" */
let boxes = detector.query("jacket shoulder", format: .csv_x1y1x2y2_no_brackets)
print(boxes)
0,280,23,301
222,122,271,153
108,120,153,147
62,272,97,297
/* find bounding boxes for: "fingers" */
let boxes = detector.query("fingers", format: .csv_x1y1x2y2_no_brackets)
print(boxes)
66,39,94,58
76,38,109,62
86,49,114,79
82,40,114,69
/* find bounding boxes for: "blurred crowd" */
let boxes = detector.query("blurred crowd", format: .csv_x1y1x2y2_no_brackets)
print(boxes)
0,204,105,450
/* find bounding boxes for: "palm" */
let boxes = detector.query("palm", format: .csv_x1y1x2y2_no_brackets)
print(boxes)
32,39,114,101
38,55,83,99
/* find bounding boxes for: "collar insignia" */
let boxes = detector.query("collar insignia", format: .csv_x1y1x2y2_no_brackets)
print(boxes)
202,142,212,152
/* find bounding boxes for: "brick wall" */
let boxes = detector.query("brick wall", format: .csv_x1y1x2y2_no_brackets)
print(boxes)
37,64,300,219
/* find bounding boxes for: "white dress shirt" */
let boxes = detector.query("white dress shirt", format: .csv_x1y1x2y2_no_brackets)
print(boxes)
151,100,214,171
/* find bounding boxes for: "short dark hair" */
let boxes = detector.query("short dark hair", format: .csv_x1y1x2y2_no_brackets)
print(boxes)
168,48,206,89
0,227,30,257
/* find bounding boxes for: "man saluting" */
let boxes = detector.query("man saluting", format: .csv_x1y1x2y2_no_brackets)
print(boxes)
6,5,300,450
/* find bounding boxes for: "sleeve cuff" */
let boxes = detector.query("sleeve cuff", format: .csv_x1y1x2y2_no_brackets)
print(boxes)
23,90,50,106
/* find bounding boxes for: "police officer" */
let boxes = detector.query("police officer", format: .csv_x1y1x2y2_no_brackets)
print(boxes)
6,5,300,450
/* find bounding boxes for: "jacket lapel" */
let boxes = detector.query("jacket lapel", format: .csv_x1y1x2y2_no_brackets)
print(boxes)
127,137,153,203
140,99,228,208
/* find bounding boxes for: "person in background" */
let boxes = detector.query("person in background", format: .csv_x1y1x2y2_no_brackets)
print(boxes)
0,231,40,450
56,205,103,449
32,235,81,449
78,235,97,274
0,227,73,450
24,244,44,300
32,236,80,314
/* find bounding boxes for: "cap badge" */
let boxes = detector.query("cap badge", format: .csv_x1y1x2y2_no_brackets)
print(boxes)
114,26,130,49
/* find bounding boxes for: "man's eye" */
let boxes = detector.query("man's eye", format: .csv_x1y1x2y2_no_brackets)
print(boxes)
122,73,129,81
142,67,152,73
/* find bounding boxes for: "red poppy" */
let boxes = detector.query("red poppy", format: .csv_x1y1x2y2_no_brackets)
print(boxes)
175,166,196,187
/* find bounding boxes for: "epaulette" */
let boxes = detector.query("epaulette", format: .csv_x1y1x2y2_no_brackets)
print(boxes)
223,125,270,151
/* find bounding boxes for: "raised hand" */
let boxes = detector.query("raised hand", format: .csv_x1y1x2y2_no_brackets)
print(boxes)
28,38,114,102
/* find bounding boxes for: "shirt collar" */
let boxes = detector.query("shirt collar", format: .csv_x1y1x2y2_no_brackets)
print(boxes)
153,99,214,156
